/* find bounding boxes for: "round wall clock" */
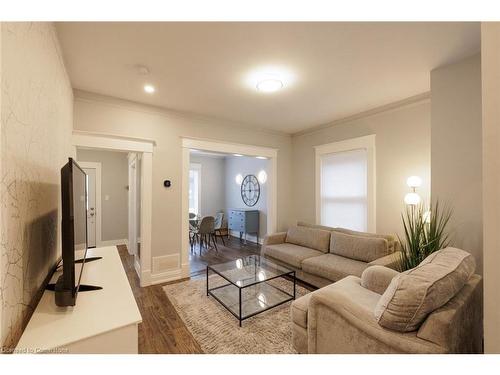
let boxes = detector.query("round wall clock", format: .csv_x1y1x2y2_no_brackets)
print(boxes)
241,174,260,207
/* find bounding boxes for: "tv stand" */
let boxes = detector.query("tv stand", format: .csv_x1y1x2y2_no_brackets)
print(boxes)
16,247,142,354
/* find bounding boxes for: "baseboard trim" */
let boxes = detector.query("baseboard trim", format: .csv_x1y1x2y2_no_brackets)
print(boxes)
150,268,185,285
99,238,128,247
229,230,264,245
134,258,141,279
140,269,151,287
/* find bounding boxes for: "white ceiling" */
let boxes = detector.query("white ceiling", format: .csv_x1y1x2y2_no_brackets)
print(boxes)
56,22,480,134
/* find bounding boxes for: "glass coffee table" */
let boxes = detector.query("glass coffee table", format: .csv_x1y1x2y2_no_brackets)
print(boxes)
206,255,296,326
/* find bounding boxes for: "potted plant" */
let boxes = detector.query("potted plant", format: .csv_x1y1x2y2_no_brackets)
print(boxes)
398,200,453,271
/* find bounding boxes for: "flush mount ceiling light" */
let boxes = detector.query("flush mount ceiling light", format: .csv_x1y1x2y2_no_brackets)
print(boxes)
256,156,267,160
244,65,296,94
256,79,283,93
233,154,243,157
144,84,155,94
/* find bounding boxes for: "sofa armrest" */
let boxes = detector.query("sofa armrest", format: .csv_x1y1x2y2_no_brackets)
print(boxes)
368,251,401,270
263,232,287,246
306,276,445,353
361,266,399,295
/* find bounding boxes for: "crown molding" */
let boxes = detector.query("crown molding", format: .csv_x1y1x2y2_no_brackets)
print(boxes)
292,92,431,137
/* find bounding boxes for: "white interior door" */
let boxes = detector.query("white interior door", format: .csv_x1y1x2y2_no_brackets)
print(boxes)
79,161,102,248
84,167,97,248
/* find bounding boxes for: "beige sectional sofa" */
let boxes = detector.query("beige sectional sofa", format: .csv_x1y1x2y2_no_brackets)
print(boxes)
290,247,483,353
262,222,401,288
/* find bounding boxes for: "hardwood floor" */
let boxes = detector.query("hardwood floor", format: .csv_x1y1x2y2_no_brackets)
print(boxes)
189,235,261,276
117,236,263,354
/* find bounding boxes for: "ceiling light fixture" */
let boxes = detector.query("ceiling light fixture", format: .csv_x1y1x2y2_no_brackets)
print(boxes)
233,154,243,157
244,65,296,94
144,84,155,94
256,78,283,93
256,156,267,160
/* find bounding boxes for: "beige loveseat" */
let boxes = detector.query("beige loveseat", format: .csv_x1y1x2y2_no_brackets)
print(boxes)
291,248,483,354
262,222,401,288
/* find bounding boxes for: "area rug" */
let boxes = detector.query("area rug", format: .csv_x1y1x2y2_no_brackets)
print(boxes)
163,276,310,354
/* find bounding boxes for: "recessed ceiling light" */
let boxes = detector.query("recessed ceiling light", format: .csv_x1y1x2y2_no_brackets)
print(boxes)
233,154,243,157
256,156,267,160
135,64,151,75
256,79,283,93
144,84,155,94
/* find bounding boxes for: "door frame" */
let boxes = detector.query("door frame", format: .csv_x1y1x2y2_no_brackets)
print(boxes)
181,137,278,279
73,130,155,287
128,153,138,257
78,161,102,248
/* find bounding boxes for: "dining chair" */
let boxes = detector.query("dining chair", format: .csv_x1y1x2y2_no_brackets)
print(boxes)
197,216,217,254
189,213,201,253
213,211,226,246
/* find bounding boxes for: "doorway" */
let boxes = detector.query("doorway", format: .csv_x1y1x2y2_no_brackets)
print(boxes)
72,130,154,287
181,137,278,279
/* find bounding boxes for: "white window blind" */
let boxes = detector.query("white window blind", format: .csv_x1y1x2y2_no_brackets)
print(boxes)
320,148,368,231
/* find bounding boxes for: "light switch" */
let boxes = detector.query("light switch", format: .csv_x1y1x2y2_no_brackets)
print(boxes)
105,195,110,201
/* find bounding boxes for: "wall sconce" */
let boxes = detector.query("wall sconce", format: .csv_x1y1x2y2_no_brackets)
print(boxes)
235,174,243,185
257,170,267,184
404,175,422,205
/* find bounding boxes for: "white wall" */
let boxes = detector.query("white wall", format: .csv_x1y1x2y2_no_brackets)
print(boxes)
190,154,226,217
431,54,483,274
77,149,129,242
0,22,73,349
292,99,431,237
481,22,500,354
225,156,269,241
73,90,293,278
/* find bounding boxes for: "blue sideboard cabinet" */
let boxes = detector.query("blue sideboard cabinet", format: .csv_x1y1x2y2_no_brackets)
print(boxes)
228,209,260,244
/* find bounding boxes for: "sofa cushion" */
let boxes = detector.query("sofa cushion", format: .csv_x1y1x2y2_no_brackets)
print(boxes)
286,225,330,253
291,293,313,329
330,231,389,263
302,253,368,282
262,243,323,269
333,227,396,244
374,247,476,332
297,221,399,252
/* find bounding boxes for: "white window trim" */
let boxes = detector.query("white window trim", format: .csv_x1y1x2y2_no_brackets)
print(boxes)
189,163,202,216
315,134,376,232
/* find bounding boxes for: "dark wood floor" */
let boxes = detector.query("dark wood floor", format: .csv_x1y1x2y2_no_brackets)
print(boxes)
117,236,264,354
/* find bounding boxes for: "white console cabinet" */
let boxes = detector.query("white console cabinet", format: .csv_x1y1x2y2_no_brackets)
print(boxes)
16,246,142,354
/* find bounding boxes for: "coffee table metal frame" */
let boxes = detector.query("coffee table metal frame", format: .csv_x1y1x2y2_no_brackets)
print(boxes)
206,256,296,327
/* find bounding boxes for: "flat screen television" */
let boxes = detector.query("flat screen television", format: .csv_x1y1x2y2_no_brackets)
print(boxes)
55,157,88,307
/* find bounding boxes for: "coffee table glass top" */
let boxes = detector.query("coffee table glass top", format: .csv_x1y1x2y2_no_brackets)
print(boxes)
208,255,293,288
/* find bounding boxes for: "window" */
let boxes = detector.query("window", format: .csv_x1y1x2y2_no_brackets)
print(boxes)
189,163,201,215
315,135,375,232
